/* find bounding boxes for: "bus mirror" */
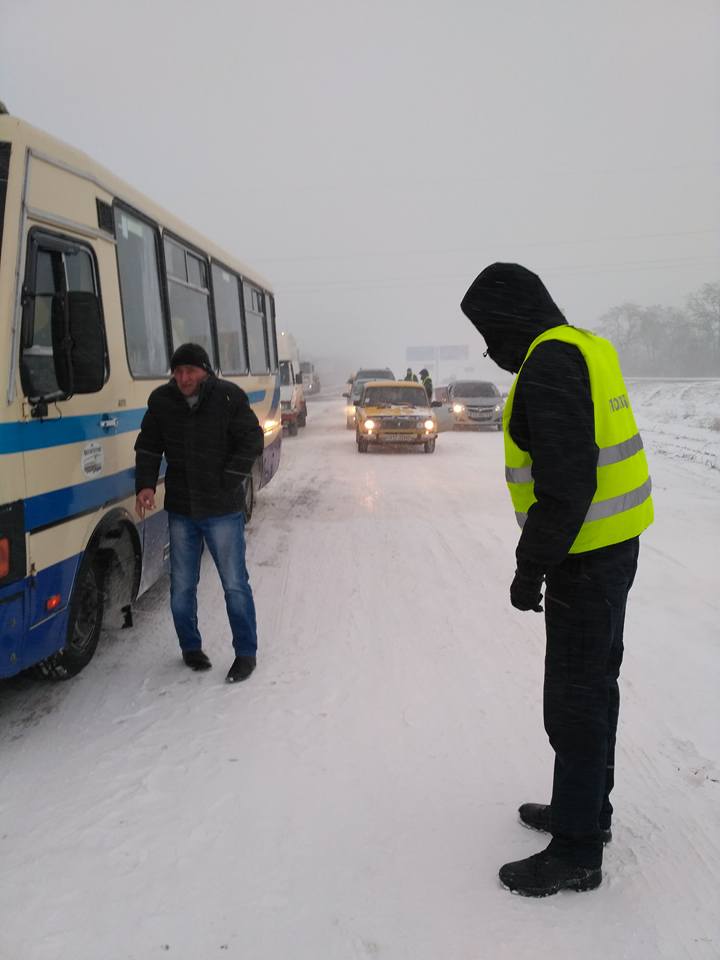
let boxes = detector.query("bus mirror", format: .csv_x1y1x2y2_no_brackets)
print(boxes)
52,291,106,395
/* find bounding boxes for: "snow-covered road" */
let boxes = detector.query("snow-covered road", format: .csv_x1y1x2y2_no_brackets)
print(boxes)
1,387,719,960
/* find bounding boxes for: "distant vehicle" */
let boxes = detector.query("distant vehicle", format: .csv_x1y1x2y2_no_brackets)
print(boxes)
343,367,395,428
447,380,504,430
300,360,321,396
355,367,395,382
354,380,440,453
278,332,307,435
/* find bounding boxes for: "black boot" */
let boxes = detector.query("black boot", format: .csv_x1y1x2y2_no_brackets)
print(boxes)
519,803,612,844
499,847,602,897
226,655,256,683
182,649,212,671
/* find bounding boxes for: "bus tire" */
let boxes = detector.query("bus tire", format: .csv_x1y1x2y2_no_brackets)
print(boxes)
357,438,368,453
423,438,436,454
288,419,299,437
39,557,104,680
243,473,255,524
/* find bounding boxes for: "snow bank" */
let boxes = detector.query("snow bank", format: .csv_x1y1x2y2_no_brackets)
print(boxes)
628,379,720,472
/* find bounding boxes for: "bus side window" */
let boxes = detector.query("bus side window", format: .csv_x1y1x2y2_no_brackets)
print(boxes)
266,293,279,373
21,236,104,399
243,283,269,374
164,237,215,363
211,263,248,375
114,207,169,377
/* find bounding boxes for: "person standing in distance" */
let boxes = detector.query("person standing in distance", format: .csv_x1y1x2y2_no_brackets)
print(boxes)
461,263,653,897
405,367,418,382
135,343,264,683
419,368,433,402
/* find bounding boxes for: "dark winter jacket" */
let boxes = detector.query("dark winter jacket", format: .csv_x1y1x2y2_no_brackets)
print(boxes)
461,263,598,575
135,375,264,519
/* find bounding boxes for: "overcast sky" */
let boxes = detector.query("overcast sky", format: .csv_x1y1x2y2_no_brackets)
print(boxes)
2,0,719,382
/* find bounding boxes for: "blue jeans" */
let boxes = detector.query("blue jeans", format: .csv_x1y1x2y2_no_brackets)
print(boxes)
168,512,257,657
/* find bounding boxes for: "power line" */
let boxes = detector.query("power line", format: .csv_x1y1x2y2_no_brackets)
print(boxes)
275,256,719,295
254,229,719,266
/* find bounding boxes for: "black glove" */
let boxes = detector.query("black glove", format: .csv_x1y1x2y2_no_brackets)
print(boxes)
510,569,544,613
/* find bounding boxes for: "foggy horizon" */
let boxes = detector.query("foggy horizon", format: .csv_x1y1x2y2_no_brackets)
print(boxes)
2,0,718,382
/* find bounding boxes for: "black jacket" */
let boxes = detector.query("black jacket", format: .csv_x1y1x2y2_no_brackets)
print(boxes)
460,263,598,576
135,375,264,519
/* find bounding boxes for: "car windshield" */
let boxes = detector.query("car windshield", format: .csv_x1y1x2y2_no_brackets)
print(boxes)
351,380,369,399
356,369,394,381
279,361,292,386
452,381,498,398
362,386,428,407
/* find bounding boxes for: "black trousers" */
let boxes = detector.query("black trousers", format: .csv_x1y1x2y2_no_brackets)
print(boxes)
542,536,639,867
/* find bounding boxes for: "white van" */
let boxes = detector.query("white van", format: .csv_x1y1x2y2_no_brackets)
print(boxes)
278,332,307,435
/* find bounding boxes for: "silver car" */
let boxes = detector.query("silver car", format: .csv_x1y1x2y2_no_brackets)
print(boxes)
447,380,504,430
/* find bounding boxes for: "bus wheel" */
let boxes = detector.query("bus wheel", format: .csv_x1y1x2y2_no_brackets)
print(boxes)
357,438,368,453
423,438,436,454
243,473,255,524
39,560,104,680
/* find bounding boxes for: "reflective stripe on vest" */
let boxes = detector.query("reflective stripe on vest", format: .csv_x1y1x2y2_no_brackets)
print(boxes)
515,475,653,527
504,325,654,553
506,431,646,485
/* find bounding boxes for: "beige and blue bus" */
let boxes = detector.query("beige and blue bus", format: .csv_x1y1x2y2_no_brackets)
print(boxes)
0,110,282,679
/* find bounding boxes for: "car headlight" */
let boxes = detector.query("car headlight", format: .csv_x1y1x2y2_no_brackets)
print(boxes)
452,403,464,414
495,404,501,412
363,418,376,430
424,419,434,430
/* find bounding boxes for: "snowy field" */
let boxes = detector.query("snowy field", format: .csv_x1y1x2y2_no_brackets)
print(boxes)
0,380,718,960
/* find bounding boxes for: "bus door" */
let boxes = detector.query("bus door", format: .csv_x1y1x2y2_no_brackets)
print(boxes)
19,228,114,644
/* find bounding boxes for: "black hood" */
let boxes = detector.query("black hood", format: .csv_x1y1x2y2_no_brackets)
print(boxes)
460,263,566,373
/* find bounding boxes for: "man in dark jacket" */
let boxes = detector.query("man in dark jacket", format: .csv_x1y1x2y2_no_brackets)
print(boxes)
461,263,652,896
135,343,264,683
419,368,433,402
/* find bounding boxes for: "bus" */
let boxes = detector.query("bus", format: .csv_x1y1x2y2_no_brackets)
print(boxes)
0,111,282,680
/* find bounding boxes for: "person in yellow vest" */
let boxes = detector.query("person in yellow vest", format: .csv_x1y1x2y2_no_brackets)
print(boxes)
461,263,653,897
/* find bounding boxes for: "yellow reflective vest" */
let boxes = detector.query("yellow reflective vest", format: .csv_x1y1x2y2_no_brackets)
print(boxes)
504,325,653,553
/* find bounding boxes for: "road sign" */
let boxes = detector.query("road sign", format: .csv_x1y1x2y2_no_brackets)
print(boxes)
406,345,468,362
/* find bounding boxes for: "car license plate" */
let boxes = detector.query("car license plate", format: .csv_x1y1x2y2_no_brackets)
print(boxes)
382,433,416,442
470,411,491,420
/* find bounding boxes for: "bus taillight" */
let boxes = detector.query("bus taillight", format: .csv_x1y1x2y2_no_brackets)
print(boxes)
0,537,9,579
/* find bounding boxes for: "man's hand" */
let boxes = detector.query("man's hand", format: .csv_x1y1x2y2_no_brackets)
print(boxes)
510,569,544,613
135,488,156,520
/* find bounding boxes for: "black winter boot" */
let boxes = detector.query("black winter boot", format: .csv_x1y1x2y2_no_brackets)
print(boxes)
519,803,612,844
499,848,602,897
182,649,212,671
226,655,256,683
